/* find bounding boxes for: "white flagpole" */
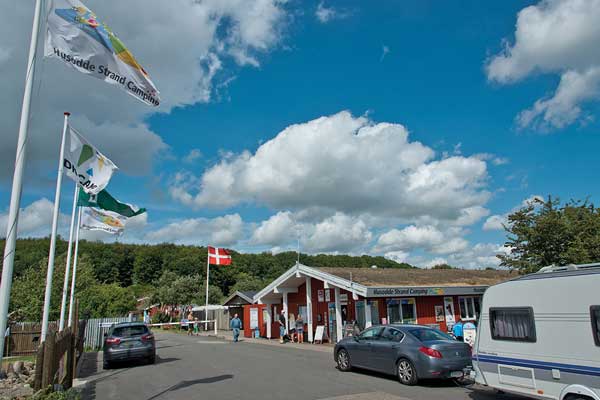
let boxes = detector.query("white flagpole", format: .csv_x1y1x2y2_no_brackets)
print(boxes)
67,207,82,327
41,112,70,342
204,250,210,330
59,184,78,331
0,0,44,364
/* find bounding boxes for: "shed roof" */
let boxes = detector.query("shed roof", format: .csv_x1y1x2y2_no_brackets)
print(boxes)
318,267,513,287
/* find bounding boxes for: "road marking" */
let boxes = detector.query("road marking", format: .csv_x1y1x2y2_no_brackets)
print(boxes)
318,392,411,400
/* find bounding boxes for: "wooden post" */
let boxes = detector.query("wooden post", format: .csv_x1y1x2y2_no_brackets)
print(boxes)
41,331,56,389
33,341,44,391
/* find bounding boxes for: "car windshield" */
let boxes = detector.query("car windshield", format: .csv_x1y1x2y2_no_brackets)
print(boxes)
111,325,148,338
408,328,454,342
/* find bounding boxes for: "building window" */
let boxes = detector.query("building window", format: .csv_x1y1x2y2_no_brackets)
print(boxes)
459,297,481,321
387,298,417,324
490,307,536,342
591,306,600,346
298,305,307,321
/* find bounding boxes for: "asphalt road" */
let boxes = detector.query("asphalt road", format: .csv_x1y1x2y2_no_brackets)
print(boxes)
77,332,527,400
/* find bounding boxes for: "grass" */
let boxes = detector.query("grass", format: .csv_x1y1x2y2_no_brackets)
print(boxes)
1,354,35,368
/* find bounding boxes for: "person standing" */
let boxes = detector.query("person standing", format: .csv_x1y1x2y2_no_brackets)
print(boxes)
186,311,194,336
278,310,287,344
452,319,464,342
295,314,304,343
230,313,242,342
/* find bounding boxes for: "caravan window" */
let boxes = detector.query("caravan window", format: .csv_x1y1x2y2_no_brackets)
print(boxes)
592,306,600,346
490,307,536,342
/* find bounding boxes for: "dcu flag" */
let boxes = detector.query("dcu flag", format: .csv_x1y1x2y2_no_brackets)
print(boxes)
45,0,160,106
64,126,117,195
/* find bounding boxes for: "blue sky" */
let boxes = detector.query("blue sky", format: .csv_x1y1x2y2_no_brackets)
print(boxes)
2,0,600,268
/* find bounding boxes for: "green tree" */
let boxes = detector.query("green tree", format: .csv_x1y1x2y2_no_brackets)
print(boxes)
132,245,164,284
78,284,137,318
500,196,600,273
10,254,97,321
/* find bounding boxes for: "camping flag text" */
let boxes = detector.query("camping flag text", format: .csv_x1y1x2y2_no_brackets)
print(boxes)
45,0,160,106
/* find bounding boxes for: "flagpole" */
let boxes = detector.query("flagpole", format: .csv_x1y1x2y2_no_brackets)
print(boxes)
68,207,82,327
204,251,210,330
0,0,44,364
41,112,70,342
59,184,78,331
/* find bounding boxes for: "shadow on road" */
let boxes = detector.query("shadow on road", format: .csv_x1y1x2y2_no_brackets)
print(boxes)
145,374,234,400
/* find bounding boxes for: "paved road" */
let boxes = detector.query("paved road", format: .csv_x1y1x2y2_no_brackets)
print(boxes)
77,332,526,400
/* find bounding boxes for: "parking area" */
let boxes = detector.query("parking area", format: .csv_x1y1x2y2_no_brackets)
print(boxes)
76,331,528,400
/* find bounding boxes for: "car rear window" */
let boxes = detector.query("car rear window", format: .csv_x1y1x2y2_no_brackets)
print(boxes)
111,325,148,337
408,328,454,342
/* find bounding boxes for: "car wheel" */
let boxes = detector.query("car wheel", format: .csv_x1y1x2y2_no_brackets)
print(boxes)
103,360,111,370
336,349,352,371
397,358,418,385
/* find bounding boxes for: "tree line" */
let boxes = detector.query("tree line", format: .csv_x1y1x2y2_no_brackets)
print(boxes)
0,238,409,321
3,195,599,321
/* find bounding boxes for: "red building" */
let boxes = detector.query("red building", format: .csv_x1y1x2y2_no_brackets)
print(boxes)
244,264,511,342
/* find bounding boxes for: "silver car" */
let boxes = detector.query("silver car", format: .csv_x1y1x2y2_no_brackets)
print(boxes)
334,324,471,385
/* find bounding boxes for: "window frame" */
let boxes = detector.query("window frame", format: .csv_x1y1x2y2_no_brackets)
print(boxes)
591,306,600,347
387,298,418,325
459,296,481,321
489,307,537,343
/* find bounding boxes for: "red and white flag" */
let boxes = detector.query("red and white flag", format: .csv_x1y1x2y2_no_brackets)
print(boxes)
208,246,232,266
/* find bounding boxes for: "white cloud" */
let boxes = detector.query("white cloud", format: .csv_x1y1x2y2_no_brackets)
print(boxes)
483,215,506,231
303,213,372,253
0,198,55,237
483,194,543,231
145,214,243,246
251,211,296,246
171,111,491,224
315,2,349,23
0,0,288,184
404,243,511,269
375,225,468,255
380,45,390,62
486,0,600,129
183,149,203,164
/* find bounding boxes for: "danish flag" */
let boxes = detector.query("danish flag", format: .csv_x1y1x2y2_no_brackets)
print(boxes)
208,246,232,266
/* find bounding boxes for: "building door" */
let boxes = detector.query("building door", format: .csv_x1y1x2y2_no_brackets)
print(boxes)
328,303,336,342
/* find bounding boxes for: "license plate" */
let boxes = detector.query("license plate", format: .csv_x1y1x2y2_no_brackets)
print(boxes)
450,371,464,378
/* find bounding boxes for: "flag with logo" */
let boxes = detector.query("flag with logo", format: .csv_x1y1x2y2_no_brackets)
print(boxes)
78,188,146,217
208,246,232,266
64,127,117,195
45,0,160,106
80,207,126,235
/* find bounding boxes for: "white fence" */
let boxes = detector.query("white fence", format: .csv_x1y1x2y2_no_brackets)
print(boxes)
83,317,130,350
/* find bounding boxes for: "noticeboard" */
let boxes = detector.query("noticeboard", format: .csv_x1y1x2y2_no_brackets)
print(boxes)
314,325,325,343
250,308,259,329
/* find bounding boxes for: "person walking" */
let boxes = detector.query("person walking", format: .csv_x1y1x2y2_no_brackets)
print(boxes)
452,319,464,342
295,314,304,343
230,313,242,342
278,310,287,344
186,311,194,336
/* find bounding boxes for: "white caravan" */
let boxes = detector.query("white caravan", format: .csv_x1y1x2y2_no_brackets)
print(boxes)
472,263,600,400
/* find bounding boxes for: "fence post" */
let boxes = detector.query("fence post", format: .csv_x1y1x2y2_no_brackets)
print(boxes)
41,332,56,389
33,341,44,391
